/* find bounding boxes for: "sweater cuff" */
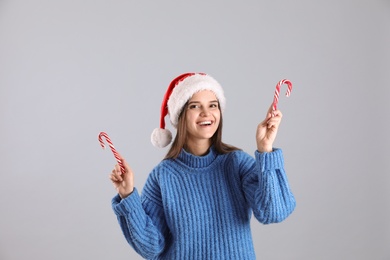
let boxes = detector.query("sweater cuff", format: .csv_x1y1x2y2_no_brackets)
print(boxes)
255,148,284,172
111,188,142,216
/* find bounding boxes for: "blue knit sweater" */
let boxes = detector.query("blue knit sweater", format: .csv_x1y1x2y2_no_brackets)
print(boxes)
112,147,296,259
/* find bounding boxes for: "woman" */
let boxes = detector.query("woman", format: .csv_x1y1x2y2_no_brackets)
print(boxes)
109,73,296,259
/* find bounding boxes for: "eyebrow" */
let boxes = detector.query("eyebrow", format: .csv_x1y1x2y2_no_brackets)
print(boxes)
188,100,218,105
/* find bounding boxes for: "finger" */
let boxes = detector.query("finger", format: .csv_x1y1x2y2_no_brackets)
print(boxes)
267,117,281,128
267,120,276,129
259,112,272,127
110,174,119,182
114,164,122,173
122,158,129,168
121,158,133,176
266,103,273,115
114,164,125,178
272,109,283,118
112,167,120,179
267,114,281,123
111,168,123,182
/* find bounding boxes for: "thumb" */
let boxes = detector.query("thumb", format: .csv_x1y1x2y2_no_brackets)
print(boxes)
260,112,272,126
266,103,274,116
120,158,132,173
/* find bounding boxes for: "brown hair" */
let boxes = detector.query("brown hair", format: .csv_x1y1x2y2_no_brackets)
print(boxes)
164,102,241,159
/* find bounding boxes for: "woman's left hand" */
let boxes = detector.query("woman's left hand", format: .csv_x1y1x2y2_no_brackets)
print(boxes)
256,105,283,153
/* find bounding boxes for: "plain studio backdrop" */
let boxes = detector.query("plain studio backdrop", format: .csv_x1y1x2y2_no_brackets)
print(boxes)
0,1,389,259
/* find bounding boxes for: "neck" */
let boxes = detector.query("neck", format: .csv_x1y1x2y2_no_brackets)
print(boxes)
185,138,211,156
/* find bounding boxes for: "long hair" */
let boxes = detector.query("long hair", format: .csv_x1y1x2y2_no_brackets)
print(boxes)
164,102,241,159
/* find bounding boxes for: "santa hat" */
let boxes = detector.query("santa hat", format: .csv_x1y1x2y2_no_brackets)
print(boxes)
151,72,226,148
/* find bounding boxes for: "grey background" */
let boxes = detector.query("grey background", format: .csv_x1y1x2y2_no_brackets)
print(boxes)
1,0,389,259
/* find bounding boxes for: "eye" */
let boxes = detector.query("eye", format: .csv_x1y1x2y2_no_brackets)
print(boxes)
210,103,219,108
188,104,200,109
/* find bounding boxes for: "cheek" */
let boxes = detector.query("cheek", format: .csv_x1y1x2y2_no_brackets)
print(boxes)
185,113,197,128
187,109,200,120
213,111,221,122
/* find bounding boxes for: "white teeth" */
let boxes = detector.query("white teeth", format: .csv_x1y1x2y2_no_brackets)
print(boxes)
199,121,212,125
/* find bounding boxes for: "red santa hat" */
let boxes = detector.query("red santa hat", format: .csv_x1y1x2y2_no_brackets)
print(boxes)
151,72,226,148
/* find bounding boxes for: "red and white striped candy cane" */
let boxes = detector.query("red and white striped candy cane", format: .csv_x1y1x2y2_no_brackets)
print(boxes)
273,79,292,115
98,132,125,174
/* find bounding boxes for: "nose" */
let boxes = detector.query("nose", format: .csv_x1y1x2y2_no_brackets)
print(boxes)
200,107,210,116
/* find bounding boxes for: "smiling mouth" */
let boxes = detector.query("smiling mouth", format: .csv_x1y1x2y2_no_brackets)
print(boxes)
198,121,212,126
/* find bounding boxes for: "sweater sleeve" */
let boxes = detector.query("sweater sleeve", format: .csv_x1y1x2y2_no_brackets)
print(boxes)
240,148,296,224
111,172,169,259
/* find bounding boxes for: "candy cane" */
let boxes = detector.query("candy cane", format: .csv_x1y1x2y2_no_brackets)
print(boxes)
98,132,125,174
273,79,292,115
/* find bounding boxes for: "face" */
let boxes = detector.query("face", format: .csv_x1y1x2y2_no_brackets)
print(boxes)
185,90,221,144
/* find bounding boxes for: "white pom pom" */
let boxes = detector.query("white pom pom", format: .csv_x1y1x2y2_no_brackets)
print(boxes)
151,128,172,148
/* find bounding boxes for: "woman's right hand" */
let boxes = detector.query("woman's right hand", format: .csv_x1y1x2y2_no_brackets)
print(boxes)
109,158,134,199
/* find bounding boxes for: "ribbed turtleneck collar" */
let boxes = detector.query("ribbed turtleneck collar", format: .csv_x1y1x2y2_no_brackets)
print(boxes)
176,146,218,168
